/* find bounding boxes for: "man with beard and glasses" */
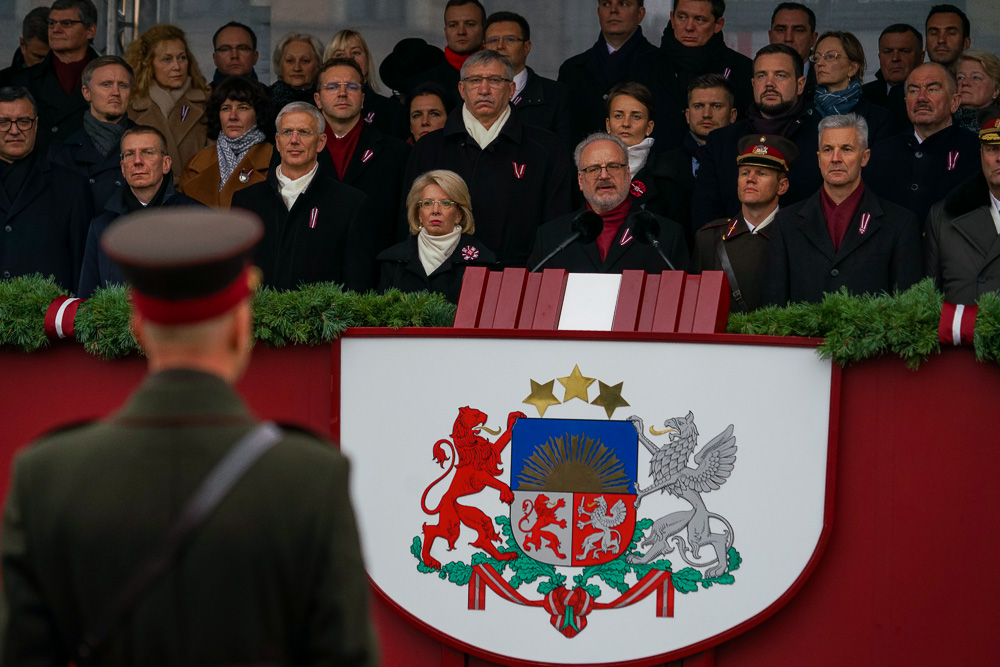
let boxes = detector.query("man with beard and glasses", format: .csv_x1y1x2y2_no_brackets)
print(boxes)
690,43,822,229
406,50,574,268
528,132,688,273
866,62,981,225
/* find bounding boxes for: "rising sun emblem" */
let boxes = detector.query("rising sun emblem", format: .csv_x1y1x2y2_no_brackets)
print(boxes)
516,431,632,493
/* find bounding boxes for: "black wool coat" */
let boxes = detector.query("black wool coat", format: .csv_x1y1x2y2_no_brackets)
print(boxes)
861,71,911,134
692,110,823,229
0,153,92,291
511,67,574,154
761,186,923,306
377,233,498,304
48,119,137,213
864,124,983,226
231,163,375,292
404,108,575,268
528,201,689,274
631,148,696,246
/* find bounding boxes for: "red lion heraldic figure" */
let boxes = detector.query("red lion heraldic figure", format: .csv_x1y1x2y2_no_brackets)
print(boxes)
520,494,568,559
420,407,528,569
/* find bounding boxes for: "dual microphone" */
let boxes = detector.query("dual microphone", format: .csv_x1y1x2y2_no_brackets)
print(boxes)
530,209,676,272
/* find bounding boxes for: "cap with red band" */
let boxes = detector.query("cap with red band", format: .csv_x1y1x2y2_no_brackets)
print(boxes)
736,134,799,171
979,116,1000,145
100,209,263,324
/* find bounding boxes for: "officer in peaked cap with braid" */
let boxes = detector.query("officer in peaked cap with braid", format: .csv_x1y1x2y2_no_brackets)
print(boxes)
693,134,798,312
0,209,376,665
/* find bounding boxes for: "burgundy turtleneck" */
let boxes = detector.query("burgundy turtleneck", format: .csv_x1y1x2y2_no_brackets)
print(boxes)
589,197,633,261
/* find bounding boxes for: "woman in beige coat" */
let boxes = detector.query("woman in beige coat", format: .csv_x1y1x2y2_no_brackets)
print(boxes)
179,76,273,209
125,24,210,183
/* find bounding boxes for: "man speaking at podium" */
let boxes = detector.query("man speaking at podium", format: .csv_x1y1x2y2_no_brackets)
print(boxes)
0,210,376,665
529,132,688,273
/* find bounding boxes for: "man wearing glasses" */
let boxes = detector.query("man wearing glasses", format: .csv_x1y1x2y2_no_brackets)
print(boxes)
528,133,688,273
0,86,92,291
405,50,574,268
11,0,100,152
77,126,201,297
313,58,410,261
483,11,572,153
232,102,374,292
211,21,260,85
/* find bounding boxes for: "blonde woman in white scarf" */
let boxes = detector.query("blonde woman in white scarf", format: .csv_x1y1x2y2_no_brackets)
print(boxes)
376,170,497,304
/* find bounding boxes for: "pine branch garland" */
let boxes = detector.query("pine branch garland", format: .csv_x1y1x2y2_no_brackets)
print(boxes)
0,274,67,352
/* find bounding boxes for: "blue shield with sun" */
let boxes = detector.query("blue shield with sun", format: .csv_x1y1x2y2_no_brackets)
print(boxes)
509,418,638,567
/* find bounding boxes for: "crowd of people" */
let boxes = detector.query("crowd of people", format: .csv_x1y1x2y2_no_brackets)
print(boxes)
1,0,999,311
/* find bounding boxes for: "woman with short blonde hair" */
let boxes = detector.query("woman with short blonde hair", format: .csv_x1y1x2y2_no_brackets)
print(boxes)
324,29,402,134
270,32,324,114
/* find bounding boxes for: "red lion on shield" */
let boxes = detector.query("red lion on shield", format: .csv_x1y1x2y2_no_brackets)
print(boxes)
420,407,526,569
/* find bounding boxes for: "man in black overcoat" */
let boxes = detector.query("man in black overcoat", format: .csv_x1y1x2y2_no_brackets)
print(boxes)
232,102,374,292
762,113,923,306
405,50,574,268
0,208,376,664
529,133,688,274
861,24,925,133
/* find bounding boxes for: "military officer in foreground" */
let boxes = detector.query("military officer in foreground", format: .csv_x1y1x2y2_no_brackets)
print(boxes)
693,134,798,312
0,209,376,665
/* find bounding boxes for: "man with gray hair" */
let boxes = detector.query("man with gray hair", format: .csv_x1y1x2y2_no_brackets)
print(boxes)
232,101,374,291
763,113,922,305
405,49,574,267
528,132,687,273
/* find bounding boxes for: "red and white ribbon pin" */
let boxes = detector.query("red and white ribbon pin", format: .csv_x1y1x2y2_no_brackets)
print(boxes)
181,105,190,122
620,229,633,246
947,151,959,171
364,111,375,124
859,212,871,235
512,162,526,179
309,207,319,229
362,149,374,163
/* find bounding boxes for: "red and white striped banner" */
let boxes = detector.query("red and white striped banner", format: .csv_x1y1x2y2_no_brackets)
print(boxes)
939,302,977,346
43,296,83,340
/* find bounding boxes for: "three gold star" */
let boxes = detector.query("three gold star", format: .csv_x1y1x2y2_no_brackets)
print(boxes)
591,381,630,418
523,379,561,417
557,364,595,403
523,366,629,418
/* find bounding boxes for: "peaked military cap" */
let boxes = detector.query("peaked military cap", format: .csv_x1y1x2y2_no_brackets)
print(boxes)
736,134,799,171
979,115,1000,145
101,209,263,324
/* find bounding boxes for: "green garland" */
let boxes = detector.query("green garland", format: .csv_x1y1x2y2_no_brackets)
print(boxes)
5,275,1000,367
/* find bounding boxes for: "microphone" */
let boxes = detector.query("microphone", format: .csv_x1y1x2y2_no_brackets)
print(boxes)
530,210,603,272
630,210,676,271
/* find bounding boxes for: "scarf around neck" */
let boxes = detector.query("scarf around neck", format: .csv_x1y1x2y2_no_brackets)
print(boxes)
83,111,127,157
148,78,191,120
216,126,266,191
627,136,655,176
748,95,806,136
814,80,862,118
659,26,727,76
463,104,511,149
417,227,462,276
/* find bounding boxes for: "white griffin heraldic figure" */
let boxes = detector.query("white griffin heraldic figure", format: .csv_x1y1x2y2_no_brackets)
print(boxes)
627,412,737,579
576,495,628,560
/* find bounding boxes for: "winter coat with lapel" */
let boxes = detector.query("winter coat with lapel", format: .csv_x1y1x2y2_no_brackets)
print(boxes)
47,119,136,213
376,233,498,303
231,163,374,292
512,67,574,154
127,85,210,183
178,142,273,209
925,173,1000,304
761,186,923,306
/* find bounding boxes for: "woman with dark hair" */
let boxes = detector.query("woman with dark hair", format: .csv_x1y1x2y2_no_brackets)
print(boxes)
178,76,273,208
407,81,454,144
811,30,893,146
377,169,497,303
269,32,323,113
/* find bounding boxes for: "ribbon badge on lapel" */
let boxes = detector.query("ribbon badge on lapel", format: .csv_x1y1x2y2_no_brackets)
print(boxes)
620,228,634,246
180,105,190,122
461,245,480,261
723,67,732,79
362,149,374,163
364,111,375,124
512,94,522,105
947,151,960,171
859,212,871,235
630,180,646,197
238,168,254,183
309,207,319,229
512,162,526,179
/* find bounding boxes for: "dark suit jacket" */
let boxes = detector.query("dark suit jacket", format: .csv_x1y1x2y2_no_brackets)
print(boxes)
761,186,923,305
512,67,574,153
231,163,374,292
10,47,101,153
0,369,376,665
0,153,92,291
528,201,689,273
631,148,695,245
47,119,137,213
377,233,498,304
405,108,575,267
78,182,204,298
861,70,911,133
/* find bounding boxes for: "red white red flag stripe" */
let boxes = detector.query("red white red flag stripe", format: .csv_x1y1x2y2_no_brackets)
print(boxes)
939,302,977,346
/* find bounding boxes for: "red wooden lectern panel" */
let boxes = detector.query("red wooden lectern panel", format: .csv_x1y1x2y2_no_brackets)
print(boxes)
454,268,731,333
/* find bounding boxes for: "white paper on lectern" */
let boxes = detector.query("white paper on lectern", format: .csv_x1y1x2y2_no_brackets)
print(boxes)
558,273,622,331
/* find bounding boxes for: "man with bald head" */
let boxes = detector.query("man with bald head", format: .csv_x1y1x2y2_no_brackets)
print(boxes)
866,62,981,224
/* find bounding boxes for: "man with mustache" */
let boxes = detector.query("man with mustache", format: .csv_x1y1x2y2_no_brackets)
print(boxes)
691,43,822,230
405,49,574,267
762,113,922,306
925,109,1000,304
861,24,925,133
0,85,91,291
865,62,981,225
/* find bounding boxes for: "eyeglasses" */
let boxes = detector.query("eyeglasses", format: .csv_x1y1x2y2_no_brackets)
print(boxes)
579,162,626,177
484,36,526,46
47,19,84,29
319,82,362,93
809,51,843,64
0,117,36,132
417,199,457,209
462,76,512,88
121,148,162,161
214,45,254,55
278,129,316,138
